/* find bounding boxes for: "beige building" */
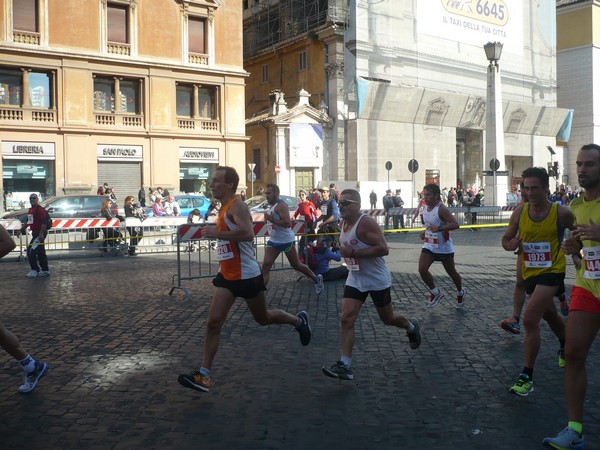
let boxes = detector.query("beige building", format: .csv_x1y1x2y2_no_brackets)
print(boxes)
0,0,246,212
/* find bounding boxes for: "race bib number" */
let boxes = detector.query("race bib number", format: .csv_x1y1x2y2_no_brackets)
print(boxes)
217,240,234,261
27,214,34,225
344,257,360,271
424,230,439,248
583,246,600,279
321,205,327,215
522,242,552,268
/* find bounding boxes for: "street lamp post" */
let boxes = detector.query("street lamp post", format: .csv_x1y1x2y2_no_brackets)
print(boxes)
484,41,508,207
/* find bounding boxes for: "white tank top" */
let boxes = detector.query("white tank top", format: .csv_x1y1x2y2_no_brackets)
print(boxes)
340,214,391,291
268,199,295,244
422,202,454,254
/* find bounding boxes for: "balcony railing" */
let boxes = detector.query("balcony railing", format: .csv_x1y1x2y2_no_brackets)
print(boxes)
177,118,220,132
13,31,40,45
0,107,55,123
95,112,144,127
188,52,209,65
107,42,131,56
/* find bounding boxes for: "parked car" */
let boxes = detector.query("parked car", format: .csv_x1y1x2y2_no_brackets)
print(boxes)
145,194,210,218
244,195,299,214
2,194,113,223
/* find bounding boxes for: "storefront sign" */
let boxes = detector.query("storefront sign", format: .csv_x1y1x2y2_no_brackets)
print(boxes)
179,147,219,163
97,144,143,161
2,141,55,160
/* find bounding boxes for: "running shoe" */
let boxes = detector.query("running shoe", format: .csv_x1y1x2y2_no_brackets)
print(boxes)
407,318,421,349
38,271,50,277
542,426,584,449
455,288,466,309
558,293,569,316
427,291,444,308
509,373,534,397
500,317,521,334
178,370,211,392
315,274,324,295
296,311,312,346
322,361,354,380
19,361,49,394
25,270,38,278
558,348,566,369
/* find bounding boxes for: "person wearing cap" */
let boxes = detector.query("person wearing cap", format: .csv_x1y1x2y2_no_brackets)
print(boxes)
382,189,394,230
316,186,340,234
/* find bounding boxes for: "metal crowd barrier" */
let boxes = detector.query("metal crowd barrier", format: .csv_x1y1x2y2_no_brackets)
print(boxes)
169,220,306,301
0,219,26,260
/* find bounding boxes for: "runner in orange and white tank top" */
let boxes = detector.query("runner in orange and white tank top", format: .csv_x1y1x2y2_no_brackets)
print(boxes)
177,166,313,395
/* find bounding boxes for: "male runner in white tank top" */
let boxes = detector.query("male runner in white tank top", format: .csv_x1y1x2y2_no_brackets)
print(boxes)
321,189,421,381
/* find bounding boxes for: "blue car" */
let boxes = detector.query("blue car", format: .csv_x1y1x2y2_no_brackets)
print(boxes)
146,194,210,218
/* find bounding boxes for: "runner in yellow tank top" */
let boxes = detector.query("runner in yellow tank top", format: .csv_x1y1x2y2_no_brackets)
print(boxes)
544,144,600,449
502,166,574,398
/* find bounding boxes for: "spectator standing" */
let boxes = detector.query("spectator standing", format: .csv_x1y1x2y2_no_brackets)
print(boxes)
316,187,340,235
100,198,119,254
393,189,405,228
23,193,50,278
124,196,144,256
310,187,322,209
97,182,108,196
169,195,181,217
470,193,481,226
138,184,146,207
369,190,377,209
0,225,49,393
329,183,340,202
294,189,318,258
382,189,394,230
152,196,165,217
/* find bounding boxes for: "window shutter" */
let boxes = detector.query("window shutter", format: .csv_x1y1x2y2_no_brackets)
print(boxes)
13,0,38,32
188,18,206,54
107,5,128,43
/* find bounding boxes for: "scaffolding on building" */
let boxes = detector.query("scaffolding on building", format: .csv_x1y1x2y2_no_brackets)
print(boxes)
243,0,348,59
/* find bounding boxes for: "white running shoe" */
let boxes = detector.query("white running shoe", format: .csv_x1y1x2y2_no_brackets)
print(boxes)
315,274,324,295
454,288,466,309
26,270,38,278
38,271,50,277
427,290,444,308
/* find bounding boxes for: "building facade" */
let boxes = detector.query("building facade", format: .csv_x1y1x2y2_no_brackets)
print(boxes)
0,0,246,212
244,0,570,203
557,0,599,188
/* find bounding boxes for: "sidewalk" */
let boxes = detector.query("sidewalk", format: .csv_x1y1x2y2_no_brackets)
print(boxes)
0,229,597,450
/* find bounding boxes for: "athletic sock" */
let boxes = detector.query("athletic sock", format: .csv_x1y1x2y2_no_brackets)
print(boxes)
19,355,36,373
340,356,352,368
568,421,583,434
199,367,211,378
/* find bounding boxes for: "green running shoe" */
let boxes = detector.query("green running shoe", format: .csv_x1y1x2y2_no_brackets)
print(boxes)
509,373,534,397
558,348,566,369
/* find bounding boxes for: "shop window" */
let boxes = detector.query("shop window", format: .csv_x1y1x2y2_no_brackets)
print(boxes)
103,0,136,56
176,83,218,120
93,76,141,114
0,67,52,109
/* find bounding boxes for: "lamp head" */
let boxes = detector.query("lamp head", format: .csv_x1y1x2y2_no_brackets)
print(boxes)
484,41,503,63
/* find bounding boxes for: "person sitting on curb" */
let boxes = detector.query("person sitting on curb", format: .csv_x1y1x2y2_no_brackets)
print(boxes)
307,236,349,282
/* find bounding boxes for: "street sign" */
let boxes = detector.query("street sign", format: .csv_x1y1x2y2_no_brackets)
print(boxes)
408,159,419,173
489,158,501,171
248,163,256,171
275,165,281,174
248,172,256,182
385,161,392,171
